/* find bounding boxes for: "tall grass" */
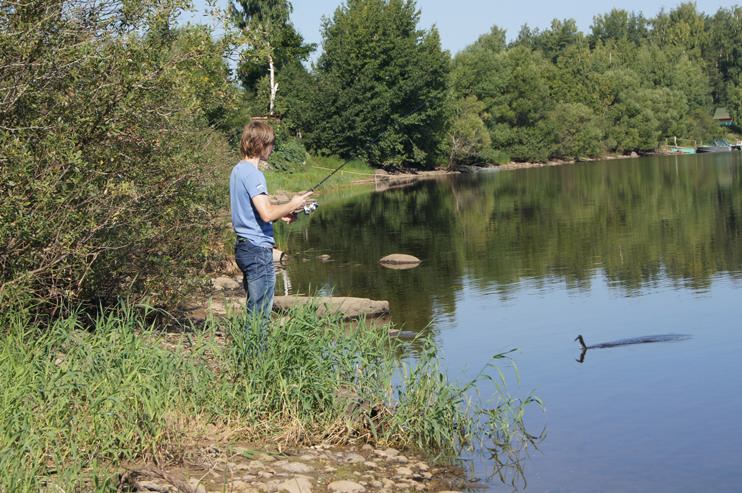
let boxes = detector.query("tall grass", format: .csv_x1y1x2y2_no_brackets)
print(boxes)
0,302,538,491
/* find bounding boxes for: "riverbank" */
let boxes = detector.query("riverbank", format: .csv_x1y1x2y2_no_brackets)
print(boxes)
126,442,468,493
495,152,640,171
269,151,646,197
1,302,502,492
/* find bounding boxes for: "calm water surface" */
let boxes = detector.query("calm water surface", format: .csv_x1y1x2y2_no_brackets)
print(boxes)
281,153,742,492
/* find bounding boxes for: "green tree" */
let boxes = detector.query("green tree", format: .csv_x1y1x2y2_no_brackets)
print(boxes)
547,103,604,159
589,9,649,46
513,19,583,62
169,25,239,131
704,7,742,105
728,78,742,124
651,3,708,57
307,0,450,167
445,96,492,167
230,0,314,114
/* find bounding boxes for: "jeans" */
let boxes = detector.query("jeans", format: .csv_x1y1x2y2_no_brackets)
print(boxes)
234,239,275,327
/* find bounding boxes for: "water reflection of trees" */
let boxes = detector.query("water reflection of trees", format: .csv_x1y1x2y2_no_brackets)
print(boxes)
286,154,742,324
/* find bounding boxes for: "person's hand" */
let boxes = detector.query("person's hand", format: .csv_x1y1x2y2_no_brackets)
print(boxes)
288,191,313,212
280,213,297,224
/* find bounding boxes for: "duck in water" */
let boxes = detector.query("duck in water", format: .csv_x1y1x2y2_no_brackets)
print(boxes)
575,333,691,363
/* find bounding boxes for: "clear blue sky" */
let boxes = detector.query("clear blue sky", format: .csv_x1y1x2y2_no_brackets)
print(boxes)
185,0,740,56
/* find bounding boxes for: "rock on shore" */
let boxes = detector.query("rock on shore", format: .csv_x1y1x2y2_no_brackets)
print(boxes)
127,444,464,493
273,296,390,320
185,295,390,322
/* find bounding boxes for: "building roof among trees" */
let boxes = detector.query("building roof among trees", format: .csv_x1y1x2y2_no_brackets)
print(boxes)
713,107,733,121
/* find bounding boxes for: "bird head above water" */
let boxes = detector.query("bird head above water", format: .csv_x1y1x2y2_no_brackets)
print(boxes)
575,335,587,350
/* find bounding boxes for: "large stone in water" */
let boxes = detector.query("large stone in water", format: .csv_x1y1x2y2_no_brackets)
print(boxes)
378,254,421,269
273,296,389,320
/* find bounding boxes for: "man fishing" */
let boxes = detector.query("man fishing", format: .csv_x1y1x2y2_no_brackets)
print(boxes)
230,120,313,330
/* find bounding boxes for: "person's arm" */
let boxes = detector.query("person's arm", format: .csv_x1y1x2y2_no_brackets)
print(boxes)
251,191,313,223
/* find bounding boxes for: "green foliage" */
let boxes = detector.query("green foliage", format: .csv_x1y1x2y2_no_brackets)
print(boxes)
650,2,707,57
0,302,536,490
450,3,736,161
229,0,313,79
445,96,493,167
589,9,650,46
704,7,742,106
547,103,604,159
306,0,450,168
513,18,584,63
230,0,314,113
268,126,308,173
729,78,742,124
170,25,241,131
0,0,234,308
271,60,317,132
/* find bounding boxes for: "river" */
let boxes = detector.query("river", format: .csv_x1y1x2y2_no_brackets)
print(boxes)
280,152,742,492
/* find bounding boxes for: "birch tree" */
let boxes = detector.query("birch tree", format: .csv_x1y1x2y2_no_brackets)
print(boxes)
230,0,312,115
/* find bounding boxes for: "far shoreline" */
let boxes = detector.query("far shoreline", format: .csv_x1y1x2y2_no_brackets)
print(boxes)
345,152,644,188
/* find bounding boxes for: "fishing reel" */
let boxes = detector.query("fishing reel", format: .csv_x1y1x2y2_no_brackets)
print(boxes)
302,201,319,215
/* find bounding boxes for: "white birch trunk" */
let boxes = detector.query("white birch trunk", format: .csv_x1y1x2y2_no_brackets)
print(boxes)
268,54,278,115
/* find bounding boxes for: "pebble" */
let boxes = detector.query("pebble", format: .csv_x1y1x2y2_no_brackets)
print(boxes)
327,480,366,493
272,476,313,493
280,462,314,473
128,444,461,493
373,447,399,459
344,453,366,464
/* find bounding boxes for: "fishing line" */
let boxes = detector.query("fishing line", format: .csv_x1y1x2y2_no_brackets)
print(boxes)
306,97,437,192
281,96,437,261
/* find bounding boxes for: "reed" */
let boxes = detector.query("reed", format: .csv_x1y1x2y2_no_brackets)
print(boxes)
0,302,537,491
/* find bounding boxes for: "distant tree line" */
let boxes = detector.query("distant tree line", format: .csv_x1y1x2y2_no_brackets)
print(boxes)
233,0,742,166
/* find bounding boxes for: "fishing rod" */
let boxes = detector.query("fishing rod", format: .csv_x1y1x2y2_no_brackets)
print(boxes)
297,99,434,214
309,159,353,192
291,160,351,215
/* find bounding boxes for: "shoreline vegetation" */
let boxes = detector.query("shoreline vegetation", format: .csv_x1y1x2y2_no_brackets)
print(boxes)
0,301,539,492
270,150,657,197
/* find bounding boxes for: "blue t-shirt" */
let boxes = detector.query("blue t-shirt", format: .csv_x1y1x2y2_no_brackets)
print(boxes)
230,160,274,247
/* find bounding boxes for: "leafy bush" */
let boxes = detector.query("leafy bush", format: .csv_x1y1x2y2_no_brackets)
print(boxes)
268,129,308,173
0,0,236,310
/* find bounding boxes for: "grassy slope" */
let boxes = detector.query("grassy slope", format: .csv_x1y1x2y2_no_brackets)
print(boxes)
0,303,475,491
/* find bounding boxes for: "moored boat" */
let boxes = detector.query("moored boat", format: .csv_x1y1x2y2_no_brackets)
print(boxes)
696,139,732,153
668,145,696,154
